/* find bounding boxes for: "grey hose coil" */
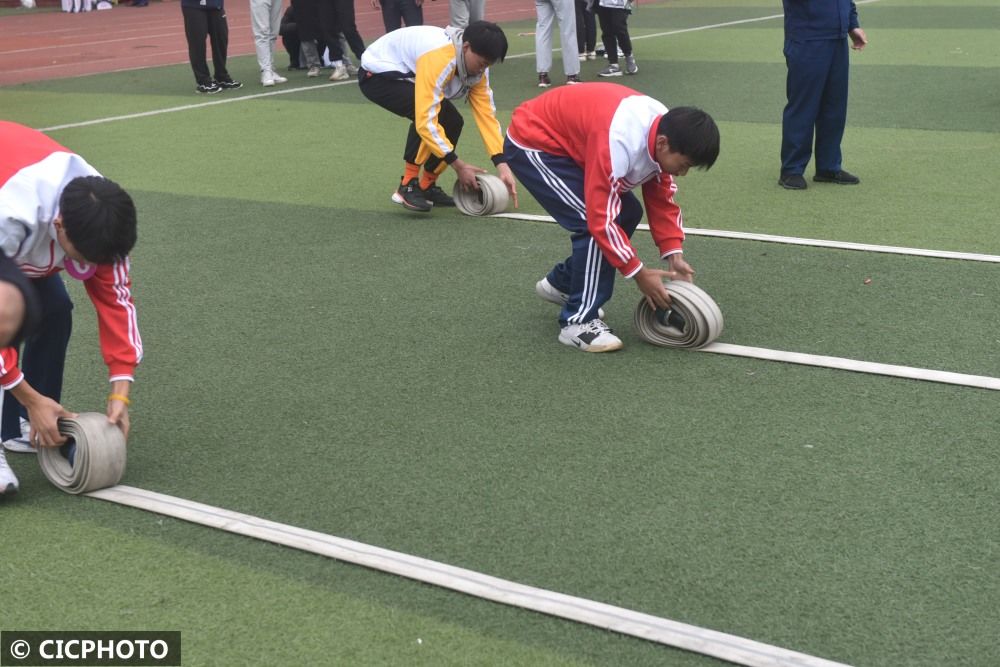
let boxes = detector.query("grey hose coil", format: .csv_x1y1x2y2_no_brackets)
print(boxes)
453,174,510,216
634,281,724,349
38,412,126,494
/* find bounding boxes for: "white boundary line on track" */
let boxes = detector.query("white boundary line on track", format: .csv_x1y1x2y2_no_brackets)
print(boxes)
86,484,852,667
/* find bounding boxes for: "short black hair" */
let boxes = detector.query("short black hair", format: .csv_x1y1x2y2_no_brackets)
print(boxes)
657,107,720,170
463,21,508,63
59,175,137,265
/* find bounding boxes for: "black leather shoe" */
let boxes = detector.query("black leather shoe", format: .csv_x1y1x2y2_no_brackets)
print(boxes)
778,172,807,190
814,169,860,185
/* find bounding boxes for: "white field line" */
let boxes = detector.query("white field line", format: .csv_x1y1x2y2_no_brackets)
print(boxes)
490,213,1000,264
86,484,853,667
39,80,353,132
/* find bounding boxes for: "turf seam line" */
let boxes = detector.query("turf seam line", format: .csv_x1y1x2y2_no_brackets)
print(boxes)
490,213,1000,263
85,484,853,667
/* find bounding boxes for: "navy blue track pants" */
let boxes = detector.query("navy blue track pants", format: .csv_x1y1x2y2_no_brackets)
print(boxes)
781,38,850,175
503,136,643,326
1,274,73,441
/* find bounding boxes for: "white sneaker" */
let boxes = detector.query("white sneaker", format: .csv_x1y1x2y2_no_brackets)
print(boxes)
328,63,349,81
270,71,288,84
345,62,359,76
261,70,275,86
0,448,19,495
535,278,604,318
559,319,623,353
307,66,321,77
2,418,35,454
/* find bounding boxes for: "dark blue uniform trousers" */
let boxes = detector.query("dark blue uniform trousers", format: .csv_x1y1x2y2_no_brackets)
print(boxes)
781,38,850,176
503,137,643,326
1,274,73,441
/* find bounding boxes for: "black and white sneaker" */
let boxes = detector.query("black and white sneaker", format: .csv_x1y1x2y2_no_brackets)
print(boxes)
391,178,432,212
217,79,243,90
559,319,623,353
421,184,455,207
196,82,222,94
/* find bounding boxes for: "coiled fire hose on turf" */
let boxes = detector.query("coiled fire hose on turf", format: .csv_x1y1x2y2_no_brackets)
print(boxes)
453,174,510,216
38,412,126,494
633,281,724,349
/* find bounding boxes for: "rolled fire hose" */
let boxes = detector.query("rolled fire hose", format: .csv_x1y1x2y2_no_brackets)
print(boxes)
38,412,126,494
634,281,724,349
453,173,510,216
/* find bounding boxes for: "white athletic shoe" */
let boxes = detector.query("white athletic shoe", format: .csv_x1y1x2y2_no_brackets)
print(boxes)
535,278,605,318
328,63,349,81
2,418,35,454
261,70,275,86
558,319,623,353
0,448,19,496
270,71,288,84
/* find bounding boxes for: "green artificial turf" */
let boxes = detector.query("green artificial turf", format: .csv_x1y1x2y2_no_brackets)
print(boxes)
3,1,1000,665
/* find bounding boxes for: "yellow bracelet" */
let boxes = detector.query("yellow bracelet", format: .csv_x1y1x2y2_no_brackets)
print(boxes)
108,393,131,406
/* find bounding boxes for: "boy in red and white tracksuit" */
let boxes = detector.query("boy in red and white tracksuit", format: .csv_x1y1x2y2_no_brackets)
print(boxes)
503,82,719,352
0,121,141,494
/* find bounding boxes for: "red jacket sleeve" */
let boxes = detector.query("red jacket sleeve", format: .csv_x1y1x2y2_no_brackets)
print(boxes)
642,174,685,258
0,345,23,389
83,258,142,380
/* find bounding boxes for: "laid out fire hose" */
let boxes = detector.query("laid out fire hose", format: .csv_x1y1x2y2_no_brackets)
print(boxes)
38,412,127,494
453,174,510,216
633,281,724,349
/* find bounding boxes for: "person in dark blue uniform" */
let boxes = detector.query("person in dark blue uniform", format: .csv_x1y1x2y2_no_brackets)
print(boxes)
778,0,867,190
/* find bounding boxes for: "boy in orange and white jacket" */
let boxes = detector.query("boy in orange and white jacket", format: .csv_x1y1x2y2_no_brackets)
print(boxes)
358,20,517,212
